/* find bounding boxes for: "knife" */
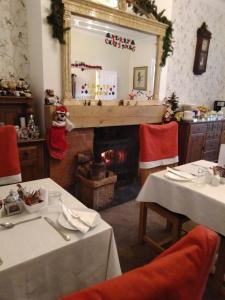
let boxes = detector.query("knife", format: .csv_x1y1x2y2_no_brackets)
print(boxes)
44,217,71,241
166,167,193,180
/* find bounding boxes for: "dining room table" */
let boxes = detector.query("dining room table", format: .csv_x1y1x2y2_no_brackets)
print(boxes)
0,178,121,300
136,160,225,297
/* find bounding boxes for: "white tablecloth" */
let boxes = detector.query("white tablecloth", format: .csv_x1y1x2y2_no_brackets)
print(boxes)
136,160,225,236
0,178,121,300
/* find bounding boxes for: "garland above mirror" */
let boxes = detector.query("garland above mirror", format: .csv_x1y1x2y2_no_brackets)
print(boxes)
47,0,173,66
127,0,174,66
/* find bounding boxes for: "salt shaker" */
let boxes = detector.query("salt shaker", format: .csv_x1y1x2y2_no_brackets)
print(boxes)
211,175,220,187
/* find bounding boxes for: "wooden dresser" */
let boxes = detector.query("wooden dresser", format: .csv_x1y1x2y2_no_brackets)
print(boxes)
178,120,225,164
0,96,48,181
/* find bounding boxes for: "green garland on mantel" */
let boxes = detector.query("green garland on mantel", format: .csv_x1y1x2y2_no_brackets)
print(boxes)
127,0,174,67
47,0,173,66
47,0,70,44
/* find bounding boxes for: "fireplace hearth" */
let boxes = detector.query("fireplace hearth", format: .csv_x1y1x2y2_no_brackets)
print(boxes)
94,126,139,186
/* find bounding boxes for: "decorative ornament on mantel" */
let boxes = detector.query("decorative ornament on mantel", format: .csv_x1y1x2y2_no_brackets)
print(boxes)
47,0,70,44
126,0,174,66
163,92,180,123
47,105,75,160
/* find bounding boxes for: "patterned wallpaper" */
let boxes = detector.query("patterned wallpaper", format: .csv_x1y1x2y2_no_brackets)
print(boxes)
0,0,30,81
166,0,225,107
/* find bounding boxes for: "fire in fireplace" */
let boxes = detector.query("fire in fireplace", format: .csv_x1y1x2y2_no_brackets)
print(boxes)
94,126,139,185
101,149,127,166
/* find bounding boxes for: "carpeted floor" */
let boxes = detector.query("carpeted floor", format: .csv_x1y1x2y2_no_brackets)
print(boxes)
100,200,223,300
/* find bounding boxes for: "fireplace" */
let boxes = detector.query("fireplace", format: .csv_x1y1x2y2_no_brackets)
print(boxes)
94,126,139,186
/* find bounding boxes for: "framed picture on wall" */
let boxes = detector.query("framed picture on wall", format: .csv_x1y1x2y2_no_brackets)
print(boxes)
133,66,148,90
193,23,211,75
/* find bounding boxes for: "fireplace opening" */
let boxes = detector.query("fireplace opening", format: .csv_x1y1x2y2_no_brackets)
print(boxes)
94,126,139,186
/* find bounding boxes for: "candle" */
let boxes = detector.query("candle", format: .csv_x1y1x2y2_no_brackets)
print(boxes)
20,117,26,128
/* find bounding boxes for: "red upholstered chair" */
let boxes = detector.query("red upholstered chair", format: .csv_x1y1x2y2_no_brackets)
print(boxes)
0,125,21,185
59,226,219,300
138,122,188,253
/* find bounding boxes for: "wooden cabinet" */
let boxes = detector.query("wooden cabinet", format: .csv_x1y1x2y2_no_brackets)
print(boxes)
0,96,33,125
18,139,47,182
179,120,225,164
0,96,48,181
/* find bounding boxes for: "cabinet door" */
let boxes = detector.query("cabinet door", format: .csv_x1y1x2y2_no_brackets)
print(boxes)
186,133,205,163
19,143,46,182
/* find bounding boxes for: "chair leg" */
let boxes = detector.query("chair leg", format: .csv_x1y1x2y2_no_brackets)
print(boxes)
166,220,173,232
138,202,147,244
171,219,183,244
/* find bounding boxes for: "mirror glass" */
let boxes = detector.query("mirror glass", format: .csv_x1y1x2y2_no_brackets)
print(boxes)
71,15,156,101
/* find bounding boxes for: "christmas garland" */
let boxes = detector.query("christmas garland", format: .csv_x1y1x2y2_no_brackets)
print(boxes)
127,0,174,67
47,0,70,44
71,61,103,71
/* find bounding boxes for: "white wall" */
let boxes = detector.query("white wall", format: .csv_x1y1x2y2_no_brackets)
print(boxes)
26,0,62,132
166,0,225,107
0,0,30,81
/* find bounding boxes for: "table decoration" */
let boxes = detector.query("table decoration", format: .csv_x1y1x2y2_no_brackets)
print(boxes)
4,190,23,216
212,166,225,184
17,184,48,213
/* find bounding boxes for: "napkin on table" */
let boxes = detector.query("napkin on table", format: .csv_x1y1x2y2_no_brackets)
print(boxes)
62,204,100,233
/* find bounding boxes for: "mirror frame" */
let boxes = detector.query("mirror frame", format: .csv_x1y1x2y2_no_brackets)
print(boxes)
62,0,167,102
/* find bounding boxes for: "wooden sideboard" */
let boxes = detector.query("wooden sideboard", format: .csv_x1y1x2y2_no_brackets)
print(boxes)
0,97,48,182
18,138,48,182
178,120,225,164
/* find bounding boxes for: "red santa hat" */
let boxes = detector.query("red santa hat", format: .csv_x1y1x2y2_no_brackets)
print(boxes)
55,105,69,116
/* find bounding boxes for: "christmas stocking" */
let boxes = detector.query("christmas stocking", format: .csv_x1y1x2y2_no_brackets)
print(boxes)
47,126,67,160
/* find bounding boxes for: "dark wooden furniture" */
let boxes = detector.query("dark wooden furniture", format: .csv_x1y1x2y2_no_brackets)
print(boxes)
0,97,47,181
18,139,47,182
139,201,188,253
179,120,225,165
0,96,33,125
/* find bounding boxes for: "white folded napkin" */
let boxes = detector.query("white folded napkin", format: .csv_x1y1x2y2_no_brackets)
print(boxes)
62,204,100,233
166,167,195,180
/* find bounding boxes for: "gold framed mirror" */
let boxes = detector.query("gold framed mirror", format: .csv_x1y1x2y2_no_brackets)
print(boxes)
62,0,167,103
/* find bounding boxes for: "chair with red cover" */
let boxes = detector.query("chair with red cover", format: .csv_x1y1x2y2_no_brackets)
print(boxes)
138,122,187,253
59,225,219,300
0,125,21,185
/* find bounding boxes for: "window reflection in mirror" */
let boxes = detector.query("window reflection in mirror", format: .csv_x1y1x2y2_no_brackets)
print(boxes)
71,15,156,101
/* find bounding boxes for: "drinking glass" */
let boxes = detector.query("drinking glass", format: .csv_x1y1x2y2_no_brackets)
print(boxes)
48,190,62,206
195,167,208,186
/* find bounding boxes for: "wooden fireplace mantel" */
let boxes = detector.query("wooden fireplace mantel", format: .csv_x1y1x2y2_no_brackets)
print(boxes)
45,101,165,128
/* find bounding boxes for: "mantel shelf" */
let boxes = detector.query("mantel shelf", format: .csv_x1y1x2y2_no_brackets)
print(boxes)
45,103,165,128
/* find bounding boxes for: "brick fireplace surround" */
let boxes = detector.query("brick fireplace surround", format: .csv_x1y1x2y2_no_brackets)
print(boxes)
49,126,140,194
49,128,94,193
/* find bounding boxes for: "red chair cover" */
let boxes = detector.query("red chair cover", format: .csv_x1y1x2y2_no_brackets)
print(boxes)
139,122,178,169
0,125,21,185
60,225,218,300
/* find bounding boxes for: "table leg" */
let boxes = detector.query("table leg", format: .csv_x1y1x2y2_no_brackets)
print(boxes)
138,202,147,243
212,236,225,296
